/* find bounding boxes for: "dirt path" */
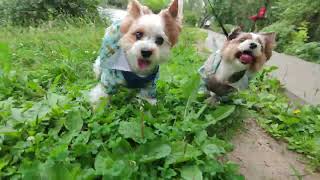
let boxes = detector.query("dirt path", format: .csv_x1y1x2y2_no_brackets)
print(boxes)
228,119,320,180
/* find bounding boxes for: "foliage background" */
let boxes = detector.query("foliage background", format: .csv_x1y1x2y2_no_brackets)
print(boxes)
185,0,320,63
0,0,100,25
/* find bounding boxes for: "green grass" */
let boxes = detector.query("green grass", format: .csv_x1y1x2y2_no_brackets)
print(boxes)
234,67,320,171
0,20,244,179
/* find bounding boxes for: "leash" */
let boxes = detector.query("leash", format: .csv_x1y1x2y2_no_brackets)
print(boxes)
206,0,229,37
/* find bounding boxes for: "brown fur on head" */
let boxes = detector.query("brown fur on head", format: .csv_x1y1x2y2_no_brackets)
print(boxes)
118,0,183,76
221,27,276,72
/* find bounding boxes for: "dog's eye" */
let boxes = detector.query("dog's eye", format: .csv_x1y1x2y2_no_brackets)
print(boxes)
135,32,144,40
155,36,164,46
239,38,246,42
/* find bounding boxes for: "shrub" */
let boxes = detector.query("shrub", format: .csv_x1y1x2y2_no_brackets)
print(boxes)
262,21,320,63
141,0,170,13
0,0,100,26
103,0,128,8
184,10,199,26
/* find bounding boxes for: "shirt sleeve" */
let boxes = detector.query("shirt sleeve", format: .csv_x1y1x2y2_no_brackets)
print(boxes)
99,21,122,64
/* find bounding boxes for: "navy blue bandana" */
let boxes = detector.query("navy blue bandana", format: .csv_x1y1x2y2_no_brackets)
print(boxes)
121,66,159,89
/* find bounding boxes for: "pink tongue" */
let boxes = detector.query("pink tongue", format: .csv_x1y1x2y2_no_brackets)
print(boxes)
240,54,254,64
138,59,150,69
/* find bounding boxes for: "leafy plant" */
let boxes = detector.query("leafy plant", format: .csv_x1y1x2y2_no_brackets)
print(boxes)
0,20,243,179
141,0,170,13
0,0,100,26
234,67,320,170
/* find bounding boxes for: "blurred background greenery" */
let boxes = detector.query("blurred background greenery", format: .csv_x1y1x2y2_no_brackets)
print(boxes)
0,0,319,63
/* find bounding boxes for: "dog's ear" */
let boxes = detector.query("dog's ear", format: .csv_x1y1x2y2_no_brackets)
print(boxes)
261,32,276,60
167,0,183,20
228,27,242,40
128,0,144,18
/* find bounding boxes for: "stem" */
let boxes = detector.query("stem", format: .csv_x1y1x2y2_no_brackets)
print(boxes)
140,110,145,140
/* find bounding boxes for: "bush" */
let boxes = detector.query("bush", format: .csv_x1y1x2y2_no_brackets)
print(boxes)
103,0,128,8
184,10,199,26
0,0,100,26
141,0,170,13
262,21,320,63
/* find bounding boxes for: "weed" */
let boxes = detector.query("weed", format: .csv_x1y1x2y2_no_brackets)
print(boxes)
234,67,320,170
0,21,244,179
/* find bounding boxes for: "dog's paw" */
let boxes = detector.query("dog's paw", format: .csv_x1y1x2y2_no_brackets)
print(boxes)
137,95,157,106
89,83,108,110
206,75,236,96
145,98,157,106
205,96,219,106
93,57,102,80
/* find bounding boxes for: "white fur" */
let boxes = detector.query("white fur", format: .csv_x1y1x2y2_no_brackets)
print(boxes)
238,34,263,57
120,14,171,76
93,56,101,79
215,59,248,82
89,83,108,107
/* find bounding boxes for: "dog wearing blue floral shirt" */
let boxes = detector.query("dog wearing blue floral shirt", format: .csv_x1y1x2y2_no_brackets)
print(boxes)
89,0,183,107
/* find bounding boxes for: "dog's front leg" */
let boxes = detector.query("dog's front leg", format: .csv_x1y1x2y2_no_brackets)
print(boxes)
138,85,157,105
89,83,109,109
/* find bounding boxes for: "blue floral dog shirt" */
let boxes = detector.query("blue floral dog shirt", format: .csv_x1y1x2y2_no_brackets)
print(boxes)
97,21,159,99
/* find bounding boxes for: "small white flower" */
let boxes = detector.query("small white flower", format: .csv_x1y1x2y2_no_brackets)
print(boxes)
27,136,35,142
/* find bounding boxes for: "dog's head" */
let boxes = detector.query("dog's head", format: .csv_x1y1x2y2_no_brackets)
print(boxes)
119,0,183,75
221,27,276,72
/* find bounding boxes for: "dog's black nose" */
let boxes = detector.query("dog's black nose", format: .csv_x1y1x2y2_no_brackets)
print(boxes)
250,43,258,49
141,50,152,58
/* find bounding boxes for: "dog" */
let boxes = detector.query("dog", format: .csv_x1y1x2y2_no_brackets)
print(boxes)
90,0,183,107
199,27,276,101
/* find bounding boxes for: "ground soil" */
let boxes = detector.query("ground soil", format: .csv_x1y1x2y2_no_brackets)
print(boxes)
228,119,320,180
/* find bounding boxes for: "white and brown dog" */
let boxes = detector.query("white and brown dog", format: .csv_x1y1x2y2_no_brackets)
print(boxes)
199,28,276,99
90,0,183,107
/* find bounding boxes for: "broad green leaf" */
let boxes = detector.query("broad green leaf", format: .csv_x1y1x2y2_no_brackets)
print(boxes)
201,144,225,156
161,168,177,179
46,162,72,180
94,151,134,178
111,139,132,155
165,141,202,166
46,92,67,107
202,159,224,176
94,151,114,175
118,121,155,143
137,141,171,163
277,115,300,125
65,110,83,132
23,102,50,124
0,43,11,72
0,155,11,171
19,161,42,180
182,73,200,98
195,130,208,146
180,165,203,180
0,126,18,136
49,144,69,161
11,108,23,121
211,105,236,121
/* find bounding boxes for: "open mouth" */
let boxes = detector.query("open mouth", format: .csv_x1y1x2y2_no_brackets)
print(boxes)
138,58,151,69
235,50,256,64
